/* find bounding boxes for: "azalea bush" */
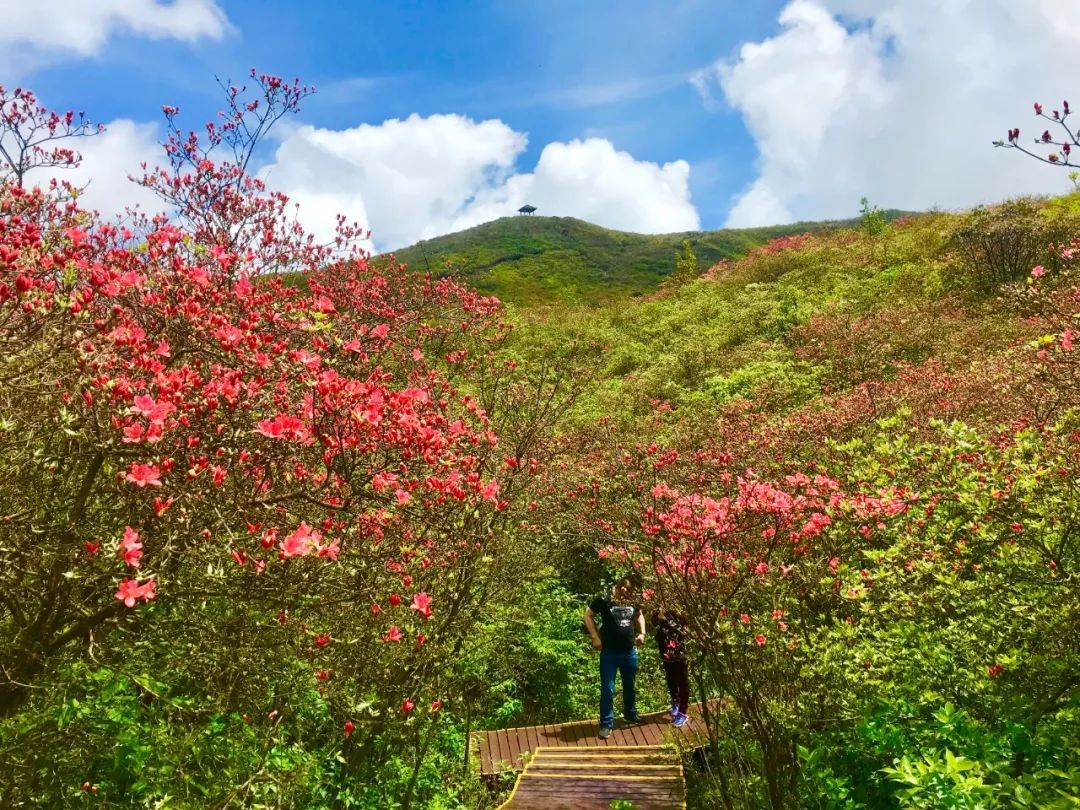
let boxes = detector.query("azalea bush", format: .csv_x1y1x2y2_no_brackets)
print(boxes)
548,233,1080,806
0,75,571,807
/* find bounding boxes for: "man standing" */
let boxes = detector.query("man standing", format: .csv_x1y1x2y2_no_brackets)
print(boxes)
585,576,645,738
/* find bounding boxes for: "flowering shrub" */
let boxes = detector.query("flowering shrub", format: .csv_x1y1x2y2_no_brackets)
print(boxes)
0,75,577,806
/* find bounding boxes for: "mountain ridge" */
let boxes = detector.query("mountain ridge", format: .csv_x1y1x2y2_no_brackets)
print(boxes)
382,212,911,306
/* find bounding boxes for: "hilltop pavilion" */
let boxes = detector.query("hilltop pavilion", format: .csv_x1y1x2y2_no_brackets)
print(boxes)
517,204,537,216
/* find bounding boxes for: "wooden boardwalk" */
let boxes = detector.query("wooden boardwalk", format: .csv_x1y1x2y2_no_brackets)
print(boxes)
475,703,709,775
497,746,685,810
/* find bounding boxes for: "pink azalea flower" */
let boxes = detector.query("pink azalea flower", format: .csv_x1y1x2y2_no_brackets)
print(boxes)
121,423,144,443
125,463,162,487
317,538,340,561
115,577,156,607
119,526,143,567
411,592,432,619
132,394,156,416
754,634,767,647
281,523,320,558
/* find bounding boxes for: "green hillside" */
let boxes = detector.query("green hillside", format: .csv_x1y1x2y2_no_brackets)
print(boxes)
384,213,907,307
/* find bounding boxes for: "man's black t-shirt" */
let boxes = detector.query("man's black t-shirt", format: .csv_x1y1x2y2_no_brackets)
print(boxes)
589,596,640,651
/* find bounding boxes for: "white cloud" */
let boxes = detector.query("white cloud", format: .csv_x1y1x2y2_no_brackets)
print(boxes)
61,119,166,218
696,0,1080,227
260,115,700,250
0,0,228,71
444,138,699,236
260,114,526,251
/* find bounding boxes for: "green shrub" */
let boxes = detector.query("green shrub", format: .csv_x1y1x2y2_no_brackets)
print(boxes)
950,198,1080,294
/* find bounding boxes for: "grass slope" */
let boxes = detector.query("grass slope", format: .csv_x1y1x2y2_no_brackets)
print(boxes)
385,214,907,307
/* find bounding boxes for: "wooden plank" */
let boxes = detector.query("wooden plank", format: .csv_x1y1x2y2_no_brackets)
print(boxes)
479,732,492,775
541,723,559,747
524,770,681,780
533,756,674,766
524,723,542,760
494,729,510,771
505,730,522,768
513,789,683,802
485,730,498,772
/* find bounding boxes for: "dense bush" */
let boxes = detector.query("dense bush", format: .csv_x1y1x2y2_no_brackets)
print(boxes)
950,198,1080,294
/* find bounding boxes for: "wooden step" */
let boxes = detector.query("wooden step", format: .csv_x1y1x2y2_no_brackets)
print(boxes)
499,745,685,810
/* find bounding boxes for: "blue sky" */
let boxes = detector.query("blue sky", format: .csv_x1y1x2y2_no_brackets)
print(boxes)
4,1,1079,249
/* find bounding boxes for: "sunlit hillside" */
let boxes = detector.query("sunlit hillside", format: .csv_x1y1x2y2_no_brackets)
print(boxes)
385,212,910,307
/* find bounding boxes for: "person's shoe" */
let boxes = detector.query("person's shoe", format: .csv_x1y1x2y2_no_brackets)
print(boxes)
598,726,613,739
623,715,643,726
669,703,678,717
673,712,689,728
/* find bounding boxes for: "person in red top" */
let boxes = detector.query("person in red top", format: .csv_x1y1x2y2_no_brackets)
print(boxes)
651,609,690,727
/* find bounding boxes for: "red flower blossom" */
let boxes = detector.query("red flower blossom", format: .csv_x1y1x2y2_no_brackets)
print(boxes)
124,463,162,487
281,523,319,558
115,577,156,608
119,526,143,567
343,721,355,737
411,591,432,619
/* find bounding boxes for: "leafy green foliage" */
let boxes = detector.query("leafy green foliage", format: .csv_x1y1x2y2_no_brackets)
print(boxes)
950,197,1080,294
385,214,891,307
670,238,699,286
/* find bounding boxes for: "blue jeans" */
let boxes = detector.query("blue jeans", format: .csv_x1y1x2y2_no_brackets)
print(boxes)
599,648,639,728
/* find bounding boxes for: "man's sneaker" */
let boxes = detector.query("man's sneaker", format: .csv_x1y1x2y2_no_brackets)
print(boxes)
669,703,679,718
673,712,689,728
598,726,613,739
623,715,644,726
